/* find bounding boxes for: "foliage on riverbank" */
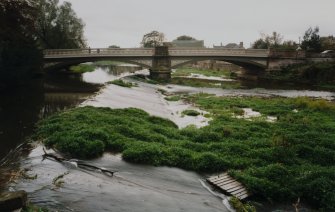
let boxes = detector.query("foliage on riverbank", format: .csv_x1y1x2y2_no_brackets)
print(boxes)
23,203,49,212
69,64,95,73
182,109,200,116
263,61,335,88
229,197,256,212
107,79,137,87
171,67,241,89
171,77,241,89
93,61,126,66
34,96,335,210
172,67,231,77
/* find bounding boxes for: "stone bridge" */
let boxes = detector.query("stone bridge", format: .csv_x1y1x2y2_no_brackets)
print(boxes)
44,47,308,80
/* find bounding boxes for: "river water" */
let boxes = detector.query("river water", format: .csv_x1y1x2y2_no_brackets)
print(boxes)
1,65,334,211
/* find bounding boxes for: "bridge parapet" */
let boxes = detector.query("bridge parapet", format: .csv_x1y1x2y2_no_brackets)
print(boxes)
44,48,154,58
169,48,270,57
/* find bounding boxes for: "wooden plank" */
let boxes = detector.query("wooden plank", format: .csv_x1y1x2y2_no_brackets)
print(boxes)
226,186,245,193
209,175,230,182
234,190,249,198
216,179,236,186
207,172,250,200
238,194,249,200
210,176,231,184
220,181,241,189
220,183,243,191
208,173,228,180
230,187,246,195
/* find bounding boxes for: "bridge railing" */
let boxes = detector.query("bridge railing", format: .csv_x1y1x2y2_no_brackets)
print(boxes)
44,48,154,57
44,48,271,58
169,48,270,57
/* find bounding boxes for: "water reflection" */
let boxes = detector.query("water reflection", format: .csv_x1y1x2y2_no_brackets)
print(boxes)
82,65,143,84
0,64,142,160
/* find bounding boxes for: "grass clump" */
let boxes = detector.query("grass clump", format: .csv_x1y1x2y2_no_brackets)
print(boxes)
34,95,335,210
173,67,231,77
107,79,137,88
182,109,200,116
93,60,125,66
23,204,49,212
69,64,95,73
229,197,256,212
164,95,181,101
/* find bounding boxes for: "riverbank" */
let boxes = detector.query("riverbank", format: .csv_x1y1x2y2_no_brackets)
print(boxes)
33,80,335,210
261,61,335,90
3,66,335,211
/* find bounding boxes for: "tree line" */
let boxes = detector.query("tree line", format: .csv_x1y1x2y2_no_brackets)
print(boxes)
0,0,86,86
252,27,335,52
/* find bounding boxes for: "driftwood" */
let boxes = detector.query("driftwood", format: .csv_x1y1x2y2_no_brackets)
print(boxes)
42,148,116,176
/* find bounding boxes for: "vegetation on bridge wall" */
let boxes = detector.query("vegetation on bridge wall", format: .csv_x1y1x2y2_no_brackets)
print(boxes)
34,95,335,210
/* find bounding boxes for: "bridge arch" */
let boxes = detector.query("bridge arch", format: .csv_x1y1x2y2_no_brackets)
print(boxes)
44,57,152,72
170,57,267,73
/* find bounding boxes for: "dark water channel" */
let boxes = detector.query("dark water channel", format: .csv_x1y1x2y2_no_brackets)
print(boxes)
1,65,333,211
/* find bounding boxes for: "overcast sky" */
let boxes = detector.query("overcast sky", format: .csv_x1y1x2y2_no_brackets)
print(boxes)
60,0,335,48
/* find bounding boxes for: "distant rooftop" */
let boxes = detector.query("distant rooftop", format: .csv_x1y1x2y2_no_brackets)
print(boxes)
168,39,205,48
213,42,244,49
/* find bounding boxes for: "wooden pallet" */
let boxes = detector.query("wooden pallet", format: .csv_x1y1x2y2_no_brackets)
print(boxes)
206,172,250,200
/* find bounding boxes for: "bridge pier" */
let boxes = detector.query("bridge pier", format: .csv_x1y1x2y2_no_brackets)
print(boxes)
150,46,171,81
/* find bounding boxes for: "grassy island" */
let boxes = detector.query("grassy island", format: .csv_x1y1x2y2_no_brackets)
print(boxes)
34,96,335,210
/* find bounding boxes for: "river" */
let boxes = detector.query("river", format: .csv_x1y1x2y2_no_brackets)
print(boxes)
1,64,334,211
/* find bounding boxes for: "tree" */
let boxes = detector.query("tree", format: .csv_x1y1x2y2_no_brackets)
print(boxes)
35,0,86,49
141,30,165,48
301,26,321,52
320,36,335,51
252,32,283,49
252,38,269,49
176,35,196,41
108,45,120,48
0,0,42,85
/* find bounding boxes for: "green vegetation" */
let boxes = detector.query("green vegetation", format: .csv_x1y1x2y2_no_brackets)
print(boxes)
0,0,86,86
107,79,137,88
263,61,335,86
229,197,256,212
69,64,95,73
93,61,125,66
164,95,181,101
23,204,49,212
35,0,86,49
171,67,240,88
34,95,335,210
0,0,42,86
181,109,200,116
171,77,241,89
173,67,230,77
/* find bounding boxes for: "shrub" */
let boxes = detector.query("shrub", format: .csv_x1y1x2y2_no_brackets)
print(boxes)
164,95,181,101
229,196,256,212
182,109,200,116
107,79,136,87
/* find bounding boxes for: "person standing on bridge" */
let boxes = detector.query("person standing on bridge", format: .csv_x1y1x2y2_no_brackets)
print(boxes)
88,47,91,54
97,48,100,54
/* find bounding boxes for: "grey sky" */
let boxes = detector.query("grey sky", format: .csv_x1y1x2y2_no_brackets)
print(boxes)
60,0,335,48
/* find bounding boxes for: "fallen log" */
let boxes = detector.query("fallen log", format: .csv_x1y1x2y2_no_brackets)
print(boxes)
42,148,116,176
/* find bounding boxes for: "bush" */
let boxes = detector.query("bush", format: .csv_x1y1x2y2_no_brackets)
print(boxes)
107,79,137,87
182,109,200,116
